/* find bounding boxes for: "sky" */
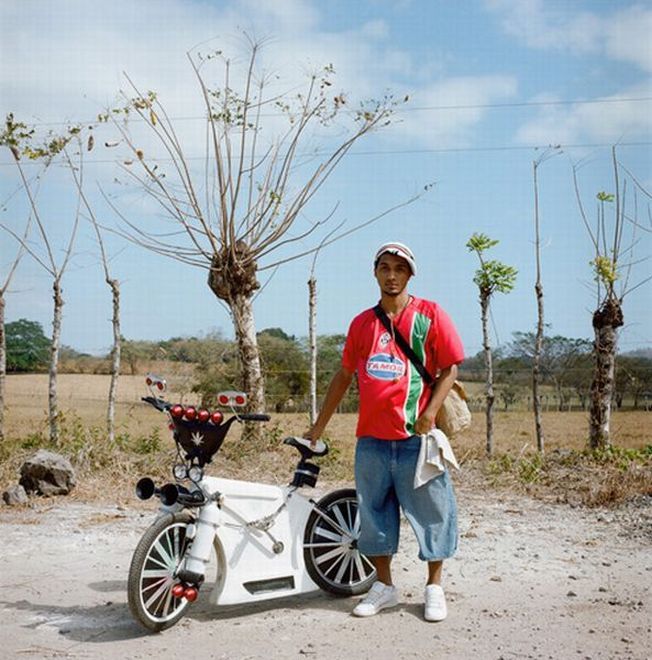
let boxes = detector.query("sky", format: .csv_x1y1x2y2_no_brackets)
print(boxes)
1,0,651,359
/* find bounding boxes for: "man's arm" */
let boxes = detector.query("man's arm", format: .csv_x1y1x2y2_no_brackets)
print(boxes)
413,363,459,435
305,366,354,441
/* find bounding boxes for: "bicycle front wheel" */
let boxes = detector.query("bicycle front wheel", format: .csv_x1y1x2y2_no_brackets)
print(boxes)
303,488,376,596
128,512,194,632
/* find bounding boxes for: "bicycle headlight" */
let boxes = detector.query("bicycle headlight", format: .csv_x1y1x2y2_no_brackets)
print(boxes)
188,465,203,482
173,464,187,480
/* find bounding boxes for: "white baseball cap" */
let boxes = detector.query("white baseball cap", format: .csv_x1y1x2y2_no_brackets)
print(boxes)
374,241,417,276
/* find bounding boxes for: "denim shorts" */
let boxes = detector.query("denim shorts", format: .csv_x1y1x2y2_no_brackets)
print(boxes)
354,435,458,561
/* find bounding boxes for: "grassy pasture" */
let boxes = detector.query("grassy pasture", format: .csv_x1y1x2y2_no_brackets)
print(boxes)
2,373,650,506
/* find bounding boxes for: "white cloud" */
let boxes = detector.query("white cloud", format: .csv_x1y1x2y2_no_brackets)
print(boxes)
485,0,652,73
0,0,512,153
604,5,652,73
392,75,518,148
485,1,652,145
516,82,652,145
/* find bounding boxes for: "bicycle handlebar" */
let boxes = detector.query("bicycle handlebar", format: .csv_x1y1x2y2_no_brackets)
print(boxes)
238,413,271,422
142,396,169,412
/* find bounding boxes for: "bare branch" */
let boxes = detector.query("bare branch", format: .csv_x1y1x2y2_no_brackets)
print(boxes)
57,146,83,278
259,185,433,270
0,221,50,272
618,160,652,200
12,159,57,274
1,215,31,293
310,218,346,275
256,203,340,262
572,162,598,251
621,272,652,298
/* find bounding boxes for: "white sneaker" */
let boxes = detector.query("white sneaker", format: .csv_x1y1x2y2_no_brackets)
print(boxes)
424,584,447,621
352,581,398,617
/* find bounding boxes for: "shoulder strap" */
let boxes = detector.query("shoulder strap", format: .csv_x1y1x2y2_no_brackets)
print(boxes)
373,304,436,387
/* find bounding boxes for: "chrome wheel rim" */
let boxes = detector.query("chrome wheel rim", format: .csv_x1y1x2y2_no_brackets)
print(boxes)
139,522,190,623
305,497,375,590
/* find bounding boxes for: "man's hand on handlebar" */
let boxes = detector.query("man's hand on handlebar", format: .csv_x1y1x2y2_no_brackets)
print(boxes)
303,426,322,449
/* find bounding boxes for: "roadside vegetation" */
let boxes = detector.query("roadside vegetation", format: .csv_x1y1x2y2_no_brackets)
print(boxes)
2,340,650,509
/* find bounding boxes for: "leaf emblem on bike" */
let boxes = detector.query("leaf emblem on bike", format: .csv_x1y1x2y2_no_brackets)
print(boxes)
190,431,204,446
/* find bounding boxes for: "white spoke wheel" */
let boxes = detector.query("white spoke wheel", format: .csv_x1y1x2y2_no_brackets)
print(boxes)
303,488,376,596
128,512,194,632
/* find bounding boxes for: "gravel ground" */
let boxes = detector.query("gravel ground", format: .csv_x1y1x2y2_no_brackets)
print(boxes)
1,484,650,660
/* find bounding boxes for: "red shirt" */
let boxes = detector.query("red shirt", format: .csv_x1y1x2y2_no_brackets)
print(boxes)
342,297,464,440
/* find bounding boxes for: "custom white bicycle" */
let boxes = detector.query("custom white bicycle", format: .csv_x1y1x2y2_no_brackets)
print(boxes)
128,375,376,632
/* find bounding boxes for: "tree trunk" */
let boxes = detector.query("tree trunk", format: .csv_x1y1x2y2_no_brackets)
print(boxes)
481,294,494,456
554,379,564,412
533,281,545,452
589,298,623,449
0,294,5,443
49,280,63,445
208,243,265,443
308,276,317,426
230,291,266,442
107,279,121,444
532,160,546,453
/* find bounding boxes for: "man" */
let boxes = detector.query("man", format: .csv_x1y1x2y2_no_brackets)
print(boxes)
305,241,464,621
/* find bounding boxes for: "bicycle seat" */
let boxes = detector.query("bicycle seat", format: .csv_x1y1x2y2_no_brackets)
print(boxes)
283,436,329,460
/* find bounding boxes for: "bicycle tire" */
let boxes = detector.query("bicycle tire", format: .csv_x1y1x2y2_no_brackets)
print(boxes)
128,512,196,632
303,488,376,596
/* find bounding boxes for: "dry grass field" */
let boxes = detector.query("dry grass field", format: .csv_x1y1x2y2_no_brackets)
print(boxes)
2,373,651,506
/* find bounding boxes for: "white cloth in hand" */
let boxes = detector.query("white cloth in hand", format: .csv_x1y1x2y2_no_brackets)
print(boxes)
414,429,460,488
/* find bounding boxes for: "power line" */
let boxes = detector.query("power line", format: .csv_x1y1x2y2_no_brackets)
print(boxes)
8,95,652,128
1,140,650,169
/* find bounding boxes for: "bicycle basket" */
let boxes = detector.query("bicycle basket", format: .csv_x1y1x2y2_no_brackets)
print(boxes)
171,417,236,466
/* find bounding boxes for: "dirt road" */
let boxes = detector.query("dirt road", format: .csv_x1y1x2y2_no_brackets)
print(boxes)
1,486,650,660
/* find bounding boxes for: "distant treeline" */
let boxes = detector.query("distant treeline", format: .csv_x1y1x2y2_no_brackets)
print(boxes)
7,320,652,411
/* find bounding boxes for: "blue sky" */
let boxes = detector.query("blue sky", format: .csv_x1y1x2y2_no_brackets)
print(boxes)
1,0,651,358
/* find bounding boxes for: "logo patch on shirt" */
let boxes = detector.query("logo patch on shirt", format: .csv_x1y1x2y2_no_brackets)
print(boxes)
366,353,406,380
379,332,391,348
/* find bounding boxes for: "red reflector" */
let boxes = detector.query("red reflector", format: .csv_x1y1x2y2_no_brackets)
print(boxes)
184,586,198,602
235,395,245,405
218,395,229,405
156,381,164,391
171,584,185,598
211,411,223,425
146,377,152,386
197,409,210,423
185,407,196,420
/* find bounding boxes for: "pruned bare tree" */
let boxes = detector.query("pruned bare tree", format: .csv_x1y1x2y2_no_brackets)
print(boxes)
0,113,81,444
62,139,122,445
307,223,342,426
531,146,561,453
93,225,121,445
467,233,518,456
101,37,426,440
573,147,652,449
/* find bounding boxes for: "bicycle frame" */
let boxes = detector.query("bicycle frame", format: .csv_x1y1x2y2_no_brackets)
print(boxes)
177,476,319,606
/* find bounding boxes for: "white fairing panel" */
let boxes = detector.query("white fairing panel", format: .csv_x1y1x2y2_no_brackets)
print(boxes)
201,477,318,605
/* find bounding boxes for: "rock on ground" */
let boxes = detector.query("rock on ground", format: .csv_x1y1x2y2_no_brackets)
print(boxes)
2,484,29,506
19,449,76,496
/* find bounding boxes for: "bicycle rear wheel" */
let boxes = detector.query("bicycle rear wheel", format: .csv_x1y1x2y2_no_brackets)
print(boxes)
303,488,376,596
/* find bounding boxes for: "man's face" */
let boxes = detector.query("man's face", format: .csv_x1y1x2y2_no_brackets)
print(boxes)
374,253,412,297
